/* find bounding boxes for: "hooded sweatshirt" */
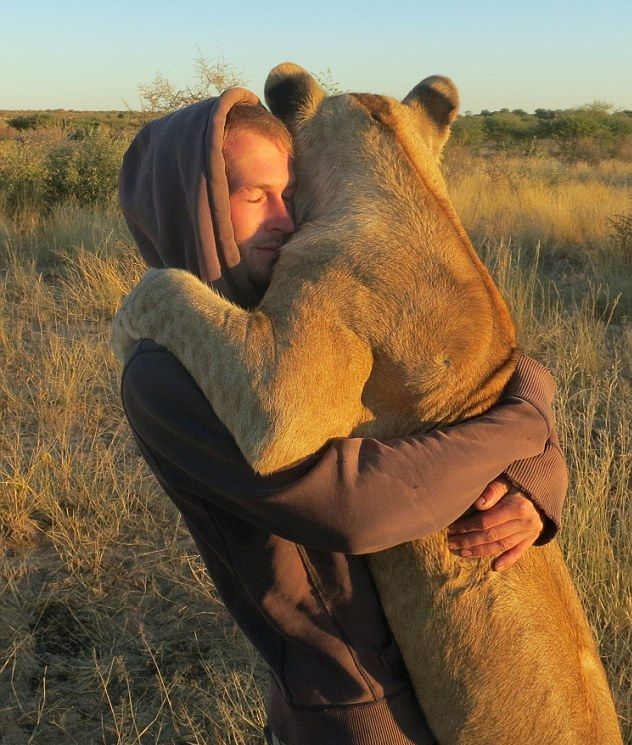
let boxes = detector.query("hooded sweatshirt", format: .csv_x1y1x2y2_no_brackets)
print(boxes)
119,87,262,307
118,89,568,745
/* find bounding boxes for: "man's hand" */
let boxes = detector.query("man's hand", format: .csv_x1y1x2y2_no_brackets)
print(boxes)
447,477,544,572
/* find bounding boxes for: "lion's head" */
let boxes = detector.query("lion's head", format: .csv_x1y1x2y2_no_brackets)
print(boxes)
264,63,459,225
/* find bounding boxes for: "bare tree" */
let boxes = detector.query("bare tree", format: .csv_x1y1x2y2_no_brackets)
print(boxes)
136,57,343,120
137,54,246,118
312,68,343,95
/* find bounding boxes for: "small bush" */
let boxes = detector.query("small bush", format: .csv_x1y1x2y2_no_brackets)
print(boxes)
0,129,130,215
7,114,50,131
0,138,47,212
609,205,632,264
44,129,128,207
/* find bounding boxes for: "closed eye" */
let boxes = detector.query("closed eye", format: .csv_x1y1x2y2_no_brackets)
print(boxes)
241,186,265,204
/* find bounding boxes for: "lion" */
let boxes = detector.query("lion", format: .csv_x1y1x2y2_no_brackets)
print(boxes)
112,64,622,743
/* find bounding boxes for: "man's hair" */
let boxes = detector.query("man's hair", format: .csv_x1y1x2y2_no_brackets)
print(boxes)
223,103,293,155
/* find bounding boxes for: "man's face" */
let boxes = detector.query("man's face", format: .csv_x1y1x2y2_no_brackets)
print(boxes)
224,131,296,290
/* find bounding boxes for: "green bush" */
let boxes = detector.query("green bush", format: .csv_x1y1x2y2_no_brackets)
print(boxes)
44,129,127,207
7,114,51,131
483,112,538,148
0,139,47,212
0,129,130,215
454,106,632,162
451,116,486,147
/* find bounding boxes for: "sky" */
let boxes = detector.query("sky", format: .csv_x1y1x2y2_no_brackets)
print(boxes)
2,0,631,113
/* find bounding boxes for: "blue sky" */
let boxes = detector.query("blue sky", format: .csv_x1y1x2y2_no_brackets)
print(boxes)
2,0,631,112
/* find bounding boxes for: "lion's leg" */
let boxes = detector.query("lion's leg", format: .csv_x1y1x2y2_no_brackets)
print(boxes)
369,539,622,745
113,268,372,473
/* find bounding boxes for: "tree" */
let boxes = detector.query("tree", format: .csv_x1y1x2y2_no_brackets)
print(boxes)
482,112,537,148
137,55,246,117
451,114,485,147
535,108,558,120
8,114,50,131
544,108,610,161
312,68,343,95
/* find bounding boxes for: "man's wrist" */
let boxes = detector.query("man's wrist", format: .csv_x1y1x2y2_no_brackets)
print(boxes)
503,440,568,545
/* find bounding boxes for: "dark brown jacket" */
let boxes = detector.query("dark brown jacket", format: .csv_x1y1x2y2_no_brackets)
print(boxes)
122,342,567,745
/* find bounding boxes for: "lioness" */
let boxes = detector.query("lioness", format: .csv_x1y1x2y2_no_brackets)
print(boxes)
112,64,622,743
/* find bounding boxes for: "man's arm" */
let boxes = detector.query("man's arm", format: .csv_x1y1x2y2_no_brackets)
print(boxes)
121,340,567,556
446,356,568,569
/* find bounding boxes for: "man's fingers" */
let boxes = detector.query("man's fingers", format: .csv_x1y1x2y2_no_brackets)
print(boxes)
474,477,512,510
448,504,509,535
447,491,544,569
449,490,541,537
448,530,533,560
447,520,524,550
493,537,534,572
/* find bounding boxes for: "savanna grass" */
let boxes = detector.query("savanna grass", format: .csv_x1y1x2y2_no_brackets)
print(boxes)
1,153,630,743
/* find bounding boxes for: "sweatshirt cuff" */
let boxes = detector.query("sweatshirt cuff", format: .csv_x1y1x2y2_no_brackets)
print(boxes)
503,354,557,437
503,441,569,545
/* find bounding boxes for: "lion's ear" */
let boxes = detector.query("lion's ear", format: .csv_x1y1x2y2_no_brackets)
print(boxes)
403,76,459,150
265,63,325,130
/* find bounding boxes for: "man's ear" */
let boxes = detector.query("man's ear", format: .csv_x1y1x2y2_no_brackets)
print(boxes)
264,63,325,131
403,76,459,152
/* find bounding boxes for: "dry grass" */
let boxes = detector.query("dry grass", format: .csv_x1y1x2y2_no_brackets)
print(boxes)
446,152,632,252
1,155,631,743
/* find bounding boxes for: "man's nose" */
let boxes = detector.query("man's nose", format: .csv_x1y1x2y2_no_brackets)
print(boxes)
267,195,295,234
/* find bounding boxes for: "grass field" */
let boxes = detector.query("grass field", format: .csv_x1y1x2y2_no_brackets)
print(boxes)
1,149,630,743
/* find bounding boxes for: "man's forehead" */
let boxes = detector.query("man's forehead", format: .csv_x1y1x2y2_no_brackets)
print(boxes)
224,131,294,189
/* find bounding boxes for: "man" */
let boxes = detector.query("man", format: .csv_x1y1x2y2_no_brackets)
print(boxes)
118,88,567,745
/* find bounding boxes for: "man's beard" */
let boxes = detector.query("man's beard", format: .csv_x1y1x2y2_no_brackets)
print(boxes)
244,236,287,292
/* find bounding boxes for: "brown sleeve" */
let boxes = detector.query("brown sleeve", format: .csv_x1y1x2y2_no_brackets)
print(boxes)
497,355,568,544
121,341,556,555
503,433,568,544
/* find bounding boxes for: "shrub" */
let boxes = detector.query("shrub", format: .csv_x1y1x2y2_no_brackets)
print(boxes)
138,54,245,117
0,129,130,215
7,114,50,131
0,138,47,212
43,129,128,208
543,107,614,162
609,205,632,263
451,115,486,148
483,112,538,149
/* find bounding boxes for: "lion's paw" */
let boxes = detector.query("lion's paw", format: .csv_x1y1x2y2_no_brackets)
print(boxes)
110,267,170,363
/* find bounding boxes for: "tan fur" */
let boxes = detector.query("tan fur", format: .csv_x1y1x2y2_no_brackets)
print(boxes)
112,64,622,743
